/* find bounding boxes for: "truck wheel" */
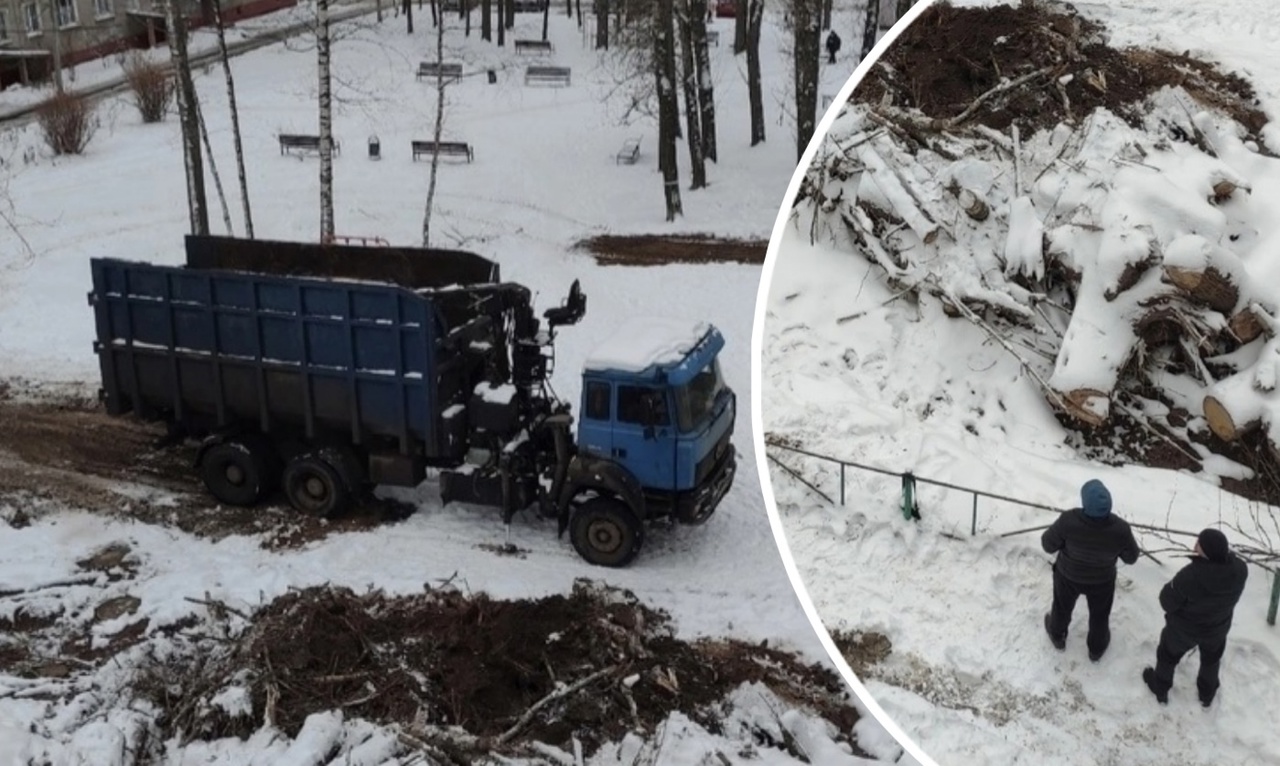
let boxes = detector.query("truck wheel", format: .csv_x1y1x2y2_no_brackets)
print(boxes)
199,441,271,506
570,497,644,568
282,454,351,518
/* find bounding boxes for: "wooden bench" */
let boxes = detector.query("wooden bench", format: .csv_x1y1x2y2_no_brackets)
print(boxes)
412,140,474,163
514,39,554,55
706,29,719,46
524,65,571,87
615,137,641,165
417,62,463,83
279,134,341,156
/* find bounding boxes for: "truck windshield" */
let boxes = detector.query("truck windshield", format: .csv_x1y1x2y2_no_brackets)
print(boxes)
674,359,726,432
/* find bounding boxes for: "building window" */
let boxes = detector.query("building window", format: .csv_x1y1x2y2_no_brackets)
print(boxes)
617,386,670,427
55,0,77,26
94,0,113,16
584,381,611,421
24,3,40,32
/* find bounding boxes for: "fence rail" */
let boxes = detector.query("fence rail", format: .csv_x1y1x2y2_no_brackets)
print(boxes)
765,437,1280,626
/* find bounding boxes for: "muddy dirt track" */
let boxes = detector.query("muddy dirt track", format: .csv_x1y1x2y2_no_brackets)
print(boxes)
0,396,401,547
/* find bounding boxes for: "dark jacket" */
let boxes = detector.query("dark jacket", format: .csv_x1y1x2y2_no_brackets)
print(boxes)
1041,509,1140,585
826,31,841,54
1160,554,1249,639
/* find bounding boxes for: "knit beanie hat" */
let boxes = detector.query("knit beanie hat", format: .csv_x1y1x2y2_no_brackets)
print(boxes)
1080,479,1112,519
1197,528,1230,563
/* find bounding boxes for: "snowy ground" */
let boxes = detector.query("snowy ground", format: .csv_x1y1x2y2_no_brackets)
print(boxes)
0,5,908,765
758,1,1280,765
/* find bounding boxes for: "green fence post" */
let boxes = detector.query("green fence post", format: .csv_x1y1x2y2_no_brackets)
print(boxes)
1269,570,1279,627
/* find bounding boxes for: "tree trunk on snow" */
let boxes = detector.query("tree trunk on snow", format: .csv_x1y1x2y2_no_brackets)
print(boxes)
497,0,504,45
655,0,683,221
793,0,821,163
860,0,879,60
733,0,746,54
595,0,608,48
423,13,446,246
318,0,336,242
1230,305,1271,344
746,0,764,145
690,0,716,162
541,0,549,39
482,0,491,39
895,0,913,24
821,0,831,30
404,0,414,33
677,0,706,189
505,0,514,30
163,0,209,236
48,1,64,93
465,0,472,36
1163,265,1240,315
193,97,234,235
211,0,254,238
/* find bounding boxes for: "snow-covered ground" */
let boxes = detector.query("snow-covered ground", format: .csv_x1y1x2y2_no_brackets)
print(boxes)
0,5,908,764
758,1,1280,765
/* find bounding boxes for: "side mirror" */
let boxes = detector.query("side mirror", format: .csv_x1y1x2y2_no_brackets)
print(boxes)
544,279,586,328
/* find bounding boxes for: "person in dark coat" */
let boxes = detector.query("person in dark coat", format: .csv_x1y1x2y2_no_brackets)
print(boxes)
1142,528,1248,707
826,30,842,64
1041,479,1140,661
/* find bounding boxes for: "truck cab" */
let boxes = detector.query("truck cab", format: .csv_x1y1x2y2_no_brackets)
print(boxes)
564,318,737,565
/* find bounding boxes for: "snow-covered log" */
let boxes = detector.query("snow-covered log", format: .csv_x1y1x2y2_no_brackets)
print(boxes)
1203,369,1274,441
957,188,989,221
1229,305,1270,344
1003,197,1044,280
858,145,941,244
1161,234,1247,314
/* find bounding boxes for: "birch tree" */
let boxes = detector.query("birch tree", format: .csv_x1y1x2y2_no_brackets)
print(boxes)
482,0,491,39
745,0,764,145
193,97,235,235
689,0,716,162
654,0,682,220
422,13,447,245
595,0,608,48
676,0,705,189
733,0,746,54
317,0,336,241
163,0,210,236
211,0,254,238
792,0,820,162
860,0,879,60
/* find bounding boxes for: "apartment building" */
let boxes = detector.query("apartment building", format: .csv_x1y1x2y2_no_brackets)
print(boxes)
0,0,296,88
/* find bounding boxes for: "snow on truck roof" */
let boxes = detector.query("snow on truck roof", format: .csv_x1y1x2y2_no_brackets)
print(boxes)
584,317,712,374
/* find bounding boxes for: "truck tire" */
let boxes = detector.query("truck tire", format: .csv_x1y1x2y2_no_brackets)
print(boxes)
282,453,352,518
199,440,272,506
570,497,644,568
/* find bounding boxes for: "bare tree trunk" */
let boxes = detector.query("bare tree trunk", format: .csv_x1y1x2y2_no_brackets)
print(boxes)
793,0,820,163
482,0,491,39
404,0,414,33
430,0,438,27
677,0,705,189
497,0,504,45
318,0,335,241
211,0,253,238
377,0,383,22
595,0,608,48
422,13,446,246
505,0,514,30
464,0,471,36
575,0,581,27
541,0,549,39
821,0,831,29
655,0,682,220
163,0,209,235
894,0,913,27
860,0,879,60
733,0,746,54
193,97,234,235
746,0,764,145
690,0,715,162
48,1,64,92
565,0,570,16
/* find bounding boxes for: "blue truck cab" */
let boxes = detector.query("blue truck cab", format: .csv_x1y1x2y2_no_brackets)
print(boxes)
565,318,736,562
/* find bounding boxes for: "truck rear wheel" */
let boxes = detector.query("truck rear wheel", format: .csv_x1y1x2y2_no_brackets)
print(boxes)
282,453,351,518
570,497,644,568
199,439,272,506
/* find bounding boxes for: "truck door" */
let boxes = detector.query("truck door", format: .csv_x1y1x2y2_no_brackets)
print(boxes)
613,384,677,490
577,379,614,460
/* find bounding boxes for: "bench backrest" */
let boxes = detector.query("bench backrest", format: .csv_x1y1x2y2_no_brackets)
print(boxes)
419,63,462,74
526,66,570,76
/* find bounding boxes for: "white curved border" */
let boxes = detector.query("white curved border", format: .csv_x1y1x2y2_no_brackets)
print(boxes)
750,2,944,765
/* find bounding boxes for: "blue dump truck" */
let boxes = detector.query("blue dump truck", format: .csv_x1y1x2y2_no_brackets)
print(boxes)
88,236,736,567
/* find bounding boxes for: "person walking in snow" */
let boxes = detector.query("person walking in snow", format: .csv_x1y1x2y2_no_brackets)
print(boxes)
1041,479,1140,661
1142,528,1248,707
826,30,842,64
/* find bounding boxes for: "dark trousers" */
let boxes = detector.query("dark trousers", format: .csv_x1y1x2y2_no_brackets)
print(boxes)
1046,569,1115,655
827,50,837,64
1151,624,1227,697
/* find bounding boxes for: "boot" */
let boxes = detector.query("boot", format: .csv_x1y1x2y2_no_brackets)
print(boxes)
1044,613,1065,651
1142,667,1168,704
1197,678,1218,708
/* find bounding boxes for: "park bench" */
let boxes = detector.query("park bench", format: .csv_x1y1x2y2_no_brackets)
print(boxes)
706,29,719,46
514,39,554,55
615,137,641,165
417,62,463,83
412,140,474,163
524,65,571,87
279,134,341,156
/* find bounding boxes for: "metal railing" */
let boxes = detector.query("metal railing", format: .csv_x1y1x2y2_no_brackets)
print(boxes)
765,437,1280,626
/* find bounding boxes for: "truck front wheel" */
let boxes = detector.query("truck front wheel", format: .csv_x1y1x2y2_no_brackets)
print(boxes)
570,497,644,568
199,440,272,506
282,454,351,518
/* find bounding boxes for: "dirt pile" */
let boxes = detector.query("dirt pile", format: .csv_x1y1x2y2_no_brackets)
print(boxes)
134,581,863,758
855,1,1267,138
575,234,767,266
